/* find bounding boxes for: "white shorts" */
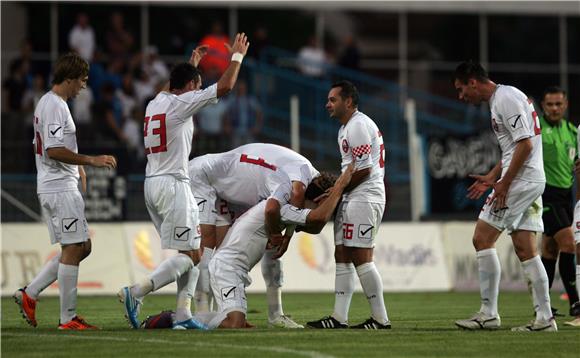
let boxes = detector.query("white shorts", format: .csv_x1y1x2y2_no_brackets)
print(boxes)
208,257,248,315
478,179,544,234
334,201,384,248
573,201,580,244
38,190,89,245
144,176,201,251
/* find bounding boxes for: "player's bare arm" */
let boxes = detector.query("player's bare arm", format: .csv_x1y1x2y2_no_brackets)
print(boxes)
490,137,532,209
302,164,354,234
289,181,306,207
47,147,117,169
265,198,284,243
467,162,501,200
189,45,209,68
344,166,370,192
216,33,250,98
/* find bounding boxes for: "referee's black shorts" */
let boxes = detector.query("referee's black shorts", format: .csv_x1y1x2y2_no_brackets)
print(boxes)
541,185,574,237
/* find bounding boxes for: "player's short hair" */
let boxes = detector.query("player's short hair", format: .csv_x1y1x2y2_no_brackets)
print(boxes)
52,53,89,85
542,86,567,100
169,63,201,90
305,172,338,201
454,60,489,84
331,80,359,107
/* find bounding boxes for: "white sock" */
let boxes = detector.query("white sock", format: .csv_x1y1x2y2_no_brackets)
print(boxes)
476,248,501,317
194,247,214,313
58,263,79,324
522,255,552,322
149,253,194,292
262,249,284,320
175,265,199,322
356,262,389,324
130,277,154,299
332,263,356,323
26,253,61,299
193,311,228,329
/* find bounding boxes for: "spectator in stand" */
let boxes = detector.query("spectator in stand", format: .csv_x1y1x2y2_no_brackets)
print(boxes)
68,13,96,62
123,107,146,170
133,67,155,109
143,46,170,88
338,35,361,70
106,12,134,60
224,79,263,148
194,69,227,154
3,59,30,111
116,73,137,121
247,25,269,60
22,73,47,113
297,36,327,78
198,21,230,76
70,79,94,143
92,82,126,146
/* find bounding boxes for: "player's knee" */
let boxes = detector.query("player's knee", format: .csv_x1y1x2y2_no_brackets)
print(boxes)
513,242,535,261
81,240,92,260
334,245,350,263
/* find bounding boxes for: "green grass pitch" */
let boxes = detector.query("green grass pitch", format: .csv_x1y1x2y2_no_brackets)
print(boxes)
2,292,578,357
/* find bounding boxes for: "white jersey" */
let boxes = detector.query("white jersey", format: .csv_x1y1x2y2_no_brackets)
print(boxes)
214,197,311,272
232,143,319,185
489,85,545,183
189,144,316,207
337,110,385,203
33,91,79,194
144,84,218,180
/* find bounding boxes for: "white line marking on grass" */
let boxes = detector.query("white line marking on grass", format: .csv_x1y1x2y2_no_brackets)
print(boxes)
3,332,336,358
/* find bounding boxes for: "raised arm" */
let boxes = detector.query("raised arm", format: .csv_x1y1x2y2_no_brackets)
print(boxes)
216,33,250,98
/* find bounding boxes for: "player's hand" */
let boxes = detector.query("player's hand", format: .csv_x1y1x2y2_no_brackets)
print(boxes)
490,179,510,211
225,33,250,56
272,235,291,259
466,174,493,200
268,232,285,247
335,163,354,190
91,155,117,169
189,45,209,67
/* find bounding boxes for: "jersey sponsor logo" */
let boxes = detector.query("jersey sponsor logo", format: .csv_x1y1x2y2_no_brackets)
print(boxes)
342,139,349,153
358,224,374,239
48,124,63,138
507,114,523,129
62,218,78,233
221,286,236,300
174,227,191,241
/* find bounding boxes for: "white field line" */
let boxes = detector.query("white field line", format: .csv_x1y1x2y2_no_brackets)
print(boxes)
2,332,337,358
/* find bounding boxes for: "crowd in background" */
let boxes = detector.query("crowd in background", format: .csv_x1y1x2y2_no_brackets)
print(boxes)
2,11,361,175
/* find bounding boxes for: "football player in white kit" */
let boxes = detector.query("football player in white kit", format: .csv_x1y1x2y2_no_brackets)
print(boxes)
117,33,249,330
453,61,556,332
13,53,117,330
568,128,580,327
189,143,327,328
198,164,354,329
308,81,391,330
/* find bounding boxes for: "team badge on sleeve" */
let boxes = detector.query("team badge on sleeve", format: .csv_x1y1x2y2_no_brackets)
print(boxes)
221,286,236,300
507,114,523,130
48,124,64,138
352,144,371,160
